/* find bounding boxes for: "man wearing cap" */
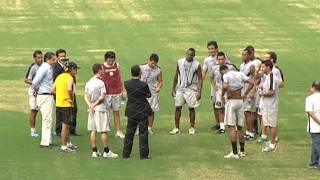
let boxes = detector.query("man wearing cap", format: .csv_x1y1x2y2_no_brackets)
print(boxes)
52,62,79,153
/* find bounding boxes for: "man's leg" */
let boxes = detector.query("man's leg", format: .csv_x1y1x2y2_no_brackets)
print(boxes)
270,127,277,146
70,95,78,134
175,106,182,129
101,132,111,154
39,96,53,146
30,109,38,136
229,126,238,155
213,107,220,128
91,131,97,151
189,108,195,128
123,118,138,158
310,133,320,166
244,111,254,138
148,113,155,128
217,108,225,132
237,126,245,153
61,123,70,149
139,118,149,159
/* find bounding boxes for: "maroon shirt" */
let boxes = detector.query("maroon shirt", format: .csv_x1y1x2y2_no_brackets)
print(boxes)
103,62,122,95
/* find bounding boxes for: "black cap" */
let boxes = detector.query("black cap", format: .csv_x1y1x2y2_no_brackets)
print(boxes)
66,62,80,70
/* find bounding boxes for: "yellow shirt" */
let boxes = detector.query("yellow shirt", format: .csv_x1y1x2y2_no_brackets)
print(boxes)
55,73,73,107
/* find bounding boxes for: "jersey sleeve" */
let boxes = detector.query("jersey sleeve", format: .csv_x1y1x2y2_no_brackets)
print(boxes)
305,96,313,112
202,59,208,71
27,66,36,80
100,81,107,94
241,72,249,82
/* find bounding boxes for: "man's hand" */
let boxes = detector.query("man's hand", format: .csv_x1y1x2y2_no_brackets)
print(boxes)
171,90,176,97
156,87,161,93
196,93,201,101
88,103,95,113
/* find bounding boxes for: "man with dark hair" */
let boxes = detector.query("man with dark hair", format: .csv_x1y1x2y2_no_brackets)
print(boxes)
305,80,320,169
220,64,254,159
52,62,79,153
140,53,163,134
258,60,280,152
103,51,125,139
85,63,118,158
123,65,152,159
170,48,202,135
240,48,256,140
32,52,56,147
25,50,42,137
202,41,231,131
211,51,238,134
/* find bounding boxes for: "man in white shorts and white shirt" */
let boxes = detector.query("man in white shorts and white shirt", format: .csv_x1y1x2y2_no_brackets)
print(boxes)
171,48,202,135
210,51,238,134
305,81,320,169
85,63,118,158
25,50,42,137
258,60,279,152
140,53,163,134
202,41,231,130
220,64,254,159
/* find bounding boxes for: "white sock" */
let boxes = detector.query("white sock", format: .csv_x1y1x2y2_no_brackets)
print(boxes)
261,134,267,139
220,123,225,130
275,136,278,141
31,128,36,132
148,127,152,130
246,130,249,135
249,132,255,137
61,145,67,150
269,143,276,149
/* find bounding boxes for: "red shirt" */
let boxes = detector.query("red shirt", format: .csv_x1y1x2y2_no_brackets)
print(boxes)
103,62,122,95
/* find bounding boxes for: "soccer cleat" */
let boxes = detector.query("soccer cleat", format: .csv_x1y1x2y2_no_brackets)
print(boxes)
188,127,195,135
67,143,78,150
262,145,277,152
148,127,154,135
61,147,76,153
170,128,180,135
245,134,254,141
217,129,225,134
210,125,220,131
257,137,267,143
239,151,246,157
92,151,101,158
103,151,118,158
135,128,139,136
31,131,39,137
115,131,125,139
224,152,239,159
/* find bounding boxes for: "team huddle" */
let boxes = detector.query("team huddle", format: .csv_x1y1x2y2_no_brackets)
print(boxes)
25,40,284,160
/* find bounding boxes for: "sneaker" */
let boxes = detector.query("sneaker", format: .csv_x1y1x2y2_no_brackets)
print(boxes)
103,151,118,158
61,147,76,153
170,128,180,135
308,164,320,169
148,127,154,135
188,127,195,135
257,136,267,143
262,145,277,152
210,125,220,131
92,151,101,158
135,128,139,136
67,143,78,150
31,131,39,137
245,134,254,141
216,129,225,134
224,152,239,159
239,151,246,157
115,131,125,139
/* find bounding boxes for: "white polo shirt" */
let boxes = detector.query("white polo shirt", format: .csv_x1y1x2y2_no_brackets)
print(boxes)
305,93,320,133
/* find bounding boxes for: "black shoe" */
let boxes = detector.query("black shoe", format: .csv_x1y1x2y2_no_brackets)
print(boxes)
211,125,220,131
140,157,151,160
216,129,225,134
40,145,51,149
71,132,81,136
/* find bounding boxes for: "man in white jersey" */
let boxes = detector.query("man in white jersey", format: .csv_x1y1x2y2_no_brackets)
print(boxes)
140,53,163,135
210,51,238,134
258,60,279,152
239,48,256,140
220,65,254,159
171,48,202,135
202,41,231,131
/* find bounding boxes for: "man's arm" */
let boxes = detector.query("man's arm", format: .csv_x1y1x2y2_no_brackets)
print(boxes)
156,71,163,93
67,78,74,105
25,79,32,85
201,60,207,80
172,63,179,96
308,112,320,125
51,83,56,94
197,65,203,100
31,66,45,91
243,79,255,97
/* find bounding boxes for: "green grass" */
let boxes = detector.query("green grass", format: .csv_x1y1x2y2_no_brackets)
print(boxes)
1,0,320,179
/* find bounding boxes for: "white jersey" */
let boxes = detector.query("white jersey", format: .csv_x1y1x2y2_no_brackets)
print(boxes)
305,93,320,133
211,63,238,89
85,76,107,112
272,66,284,83
223,71,249,91
177,58,200,91
140,64,161,95
240,61,255,95
259,73,279,109
252,59,262,73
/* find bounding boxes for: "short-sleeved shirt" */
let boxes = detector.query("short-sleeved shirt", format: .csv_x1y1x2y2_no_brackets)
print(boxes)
240,61,255,95
211,63,238,90
223,71,249,91
272,66,284,83
32,62,53,94
55,73,73,107
259,73,279,109
202,54,231,75
177,58,200,91
140,64,161,95
25,63,40,95
85,76,107,112
305,93,320,133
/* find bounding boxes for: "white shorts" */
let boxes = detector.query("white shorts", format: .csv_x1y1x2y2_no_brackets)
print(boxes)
224,99,244,127
214,90,225,109
88,111,110,132
105,95,121,111
175,89,199,108
29,95,38,110
148,94,160,112
261,107,278,128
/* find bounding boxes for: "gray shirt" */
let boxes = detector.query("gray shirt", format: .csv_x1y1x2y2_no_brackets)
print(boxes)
223,71,249,91
26,63,40,95
85,76,107,112
32,62,53,94
140,64,161,95
177,58,200,91
211,63,238,90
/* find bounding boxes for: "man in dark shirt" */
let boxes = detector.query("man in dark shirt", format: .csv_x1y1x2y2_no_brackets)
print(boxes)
123,65,152,160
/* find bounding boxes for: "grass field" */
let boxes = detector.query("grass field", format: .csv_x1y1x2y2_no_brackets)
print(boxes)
1,0,320,179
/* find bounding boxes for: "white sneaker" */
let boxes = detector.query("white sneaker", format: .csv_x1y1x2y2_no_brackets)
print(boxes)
31,131,39,137
135,127,139,136
67,143,78,150
170,128,180,135
61,147,76,153
224,152,239,159
103,151,118,158
239,151,246,157
262,145,277,152
148,127,154,135
92,151,101,158
188,127,195,135
115,131,125,139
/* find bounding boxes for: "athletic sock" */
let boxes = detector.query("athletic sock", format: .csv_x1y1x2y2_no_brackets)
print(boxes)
104,147,110,153
219,123,225,130
31,128,36,132
231,141,238,154
240,142,245,152
261,134,267,139
269,143,276,149
92,147,97,152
